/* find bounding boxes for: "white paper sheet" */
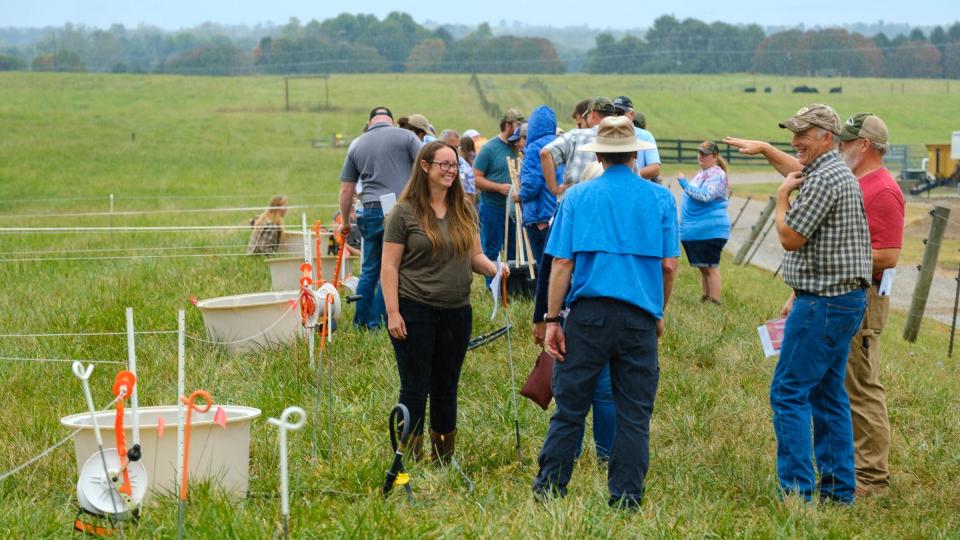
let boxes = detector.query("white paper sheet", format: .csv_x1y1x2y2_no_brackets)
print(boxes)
489,259,503,321
379,192,397,215
878,268,895,296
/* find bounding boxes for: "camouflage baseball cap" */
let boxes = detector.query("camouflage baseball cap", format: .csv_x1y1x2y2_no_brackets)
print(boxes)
503,108,526,123
778,104,842,136
838,112,888,147
589,97,617,116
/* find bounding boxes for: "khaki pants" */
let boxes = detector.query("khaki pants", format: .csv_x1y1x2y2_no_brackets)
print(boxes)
845,285,891,491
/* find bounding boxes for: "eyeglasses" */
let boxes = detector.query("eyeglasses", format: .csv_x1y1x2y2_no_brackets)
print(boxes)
430,161,459,172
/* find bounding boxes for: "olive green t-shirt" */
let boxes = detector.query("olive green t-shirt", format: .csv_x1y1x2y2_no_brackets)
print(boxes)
383,201,473,309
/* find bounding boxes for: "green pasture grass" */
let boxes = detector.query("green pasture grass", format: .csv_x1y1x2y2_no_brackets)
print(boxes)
0,71,958,537
1,251,958,538
479,73,960,144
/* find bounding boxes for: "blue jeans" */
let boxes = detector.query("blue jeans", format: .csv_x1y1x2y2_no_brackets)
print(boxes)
770,288,866,503
479,200,516,266
534,298,659,506
574,364,616,461
354,205,386,329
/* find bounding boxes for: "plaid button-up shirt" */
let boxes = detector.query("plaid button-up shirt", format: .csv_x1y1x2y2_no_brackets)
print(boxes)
545,127,599,187
782,150,872,296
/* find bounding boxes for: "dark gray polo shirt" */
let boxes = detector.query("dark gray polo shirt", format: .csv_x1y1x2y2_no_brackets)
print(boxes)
339,122,422,205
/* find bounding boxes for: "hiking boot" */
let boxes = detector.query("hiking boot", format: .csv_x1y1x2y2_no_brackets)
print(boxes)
429,429,456,464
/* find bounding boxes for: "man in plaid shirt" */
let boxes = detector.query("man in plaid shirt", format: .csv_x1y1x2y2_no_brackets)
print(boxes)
755,104,871,503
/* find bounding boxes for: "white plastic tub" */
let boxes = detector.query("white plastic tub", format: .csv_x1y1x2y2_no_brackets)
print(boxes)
265,256,347,291
277,231,332,257
195,291,303,353
61,405,261,499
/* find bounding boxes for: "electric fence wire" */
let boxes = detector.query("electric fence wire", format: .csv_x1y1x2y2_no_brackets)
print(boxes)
0,394,123,483
0,356,126,365
0,330,176,338
0,224,336,234
0,203,338,220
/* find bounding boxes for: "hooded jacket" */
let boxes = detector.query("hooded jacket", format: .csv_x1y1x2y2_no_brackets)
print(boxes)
519,105,559,226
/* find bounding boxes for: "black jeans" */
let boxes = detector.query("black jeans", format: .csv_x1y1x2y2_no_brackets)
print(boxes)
533,297,659,504
389,298,472,435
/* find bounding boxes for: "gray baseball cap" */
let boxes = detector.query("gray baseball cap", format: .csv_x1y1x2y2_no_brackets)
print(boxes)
778,104,842,136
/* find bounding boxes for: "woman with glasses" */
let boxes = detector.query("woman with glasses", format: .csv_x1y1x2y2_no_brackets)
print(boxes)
381,141,507,463
677,140,730,304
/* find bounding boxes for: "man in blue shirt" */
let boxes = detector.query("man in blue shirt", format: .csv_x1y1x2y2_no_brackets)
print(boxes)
612,95,661,181
533,116,679,510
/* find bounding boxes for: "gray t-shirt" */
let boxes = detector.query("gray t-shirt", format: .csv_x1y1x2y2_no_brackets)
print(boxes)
340,122,422,204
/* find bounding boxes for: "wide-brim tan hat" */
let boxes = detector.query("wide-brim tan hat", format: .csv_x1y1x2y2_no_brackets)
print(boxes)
578,116,656,153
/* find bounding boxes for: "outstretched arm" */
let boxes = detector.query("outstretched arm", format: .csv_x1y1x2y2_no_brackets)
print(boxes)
723,137,801,177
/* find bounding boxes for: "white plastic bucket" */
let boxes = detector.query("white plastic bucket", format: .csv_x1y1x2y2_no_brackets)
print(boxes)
195,291,303,354
61,405,261,499
265,256,347,291
277,231,332,257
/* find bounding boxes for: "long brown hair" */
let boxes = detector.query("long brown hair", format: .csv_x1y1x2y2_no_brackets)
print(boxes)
399,142,477,258
254,195,287,228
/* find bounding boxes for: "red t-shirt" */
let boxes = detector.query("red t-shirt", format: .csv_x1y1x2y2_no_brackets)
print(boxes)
859,168,905,250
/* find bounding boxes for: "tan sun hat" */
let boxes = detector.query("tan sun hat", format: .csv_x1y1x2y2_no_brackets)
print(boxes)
578,116,656,153
407,113,431,133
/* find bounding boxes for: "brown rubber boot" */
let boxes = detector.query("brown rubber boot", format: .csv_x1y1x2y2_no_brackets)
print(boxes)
429,429,456,464
405,434,425,462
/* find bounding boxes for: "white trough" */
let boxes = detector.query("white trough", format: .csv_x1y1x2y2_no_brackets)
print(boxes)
195,291,303,354
61,405,261,499
277,231,332,257
265,256,351,291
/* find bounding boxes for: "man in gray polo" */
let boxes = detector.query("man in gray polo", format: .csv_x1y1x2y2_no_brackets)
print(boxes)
338,106,421,329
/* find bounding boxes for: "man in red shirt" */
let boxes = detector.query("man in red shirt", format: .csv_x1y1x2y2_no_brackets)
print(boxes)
725,112,904,496
837,112,904,495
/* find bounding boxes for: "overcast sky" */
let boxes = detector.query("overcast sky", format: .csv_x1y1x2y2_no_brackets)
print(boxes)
1,0,948,30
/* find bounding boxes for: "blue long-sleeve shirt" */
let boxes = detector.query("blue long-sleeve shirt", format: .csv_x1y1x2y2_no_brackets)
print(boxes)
678,165,730,241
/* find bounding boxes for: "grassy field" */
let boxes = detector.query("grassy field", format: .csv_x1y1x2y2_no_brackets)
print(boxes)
0,72,959,538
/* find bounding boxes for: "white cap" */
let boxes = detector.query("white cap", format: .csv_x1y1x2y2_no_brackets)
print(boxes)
463,129,480,139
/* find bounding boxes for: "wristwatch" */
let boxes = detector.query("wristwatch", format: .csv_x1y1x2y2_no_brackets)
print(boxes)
543,314,563,324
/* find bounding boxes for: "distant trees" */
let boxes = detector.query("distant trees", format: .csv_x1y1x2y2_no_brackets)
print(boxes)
31,49,85,71
585,17,960,78
752,29,883,77
162,38,248,75
585,16,764,74
439,27,564,73
0,15,958,77
0,54,26,71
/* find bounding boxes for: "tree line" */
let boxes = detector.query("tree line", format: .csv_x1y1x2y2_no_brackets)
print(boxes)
1,13,958,78
0,13,563,75
586,15,960,79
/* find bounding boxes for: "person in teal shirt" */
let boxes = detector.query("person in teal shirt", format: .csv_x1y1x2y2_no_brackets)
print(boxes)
473,109,523,264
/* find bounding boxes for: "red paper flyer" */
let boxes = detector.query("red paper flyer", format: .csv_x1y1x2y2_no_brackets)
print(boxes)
758,318,786,357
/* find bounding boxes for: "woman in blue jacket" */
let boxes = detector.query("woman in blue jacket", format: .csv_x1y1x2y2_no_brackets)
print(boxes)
678,140,730,304
518,105,558,263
